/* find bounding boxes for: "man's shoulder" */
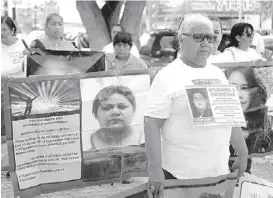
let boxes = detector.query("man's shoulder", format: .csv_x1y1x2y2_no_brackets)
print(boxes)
154,58,183,82
206,62,224,72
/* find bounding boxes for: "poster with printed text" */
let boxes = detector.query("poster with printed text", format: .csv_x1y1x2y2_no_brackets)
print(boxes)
4,71,151,198
185,85,246,127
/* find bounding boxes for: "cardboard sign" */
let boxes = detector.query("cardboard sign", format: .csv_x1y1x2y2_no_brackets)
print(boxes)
3,70,150,198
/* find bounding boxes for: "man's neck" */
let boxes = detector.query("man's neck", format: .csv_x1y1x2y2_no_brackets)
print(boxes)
181,57,207,68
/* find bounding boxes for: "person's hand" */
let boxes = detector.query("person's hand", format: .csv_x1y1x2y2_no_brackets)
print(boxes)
147,169,165,198
231,155,248,177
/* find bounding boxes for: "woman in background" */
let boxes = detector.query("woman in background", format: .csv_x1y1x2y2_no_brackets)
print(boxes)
225,67,273,173
105,31,147,72
1,16,27,140
1,16,26,77
30,13,77,51
222,23,267,62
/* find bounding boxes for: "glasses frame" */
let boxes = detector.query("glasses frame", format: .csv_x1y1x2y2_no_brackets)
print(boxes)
181,33,217,43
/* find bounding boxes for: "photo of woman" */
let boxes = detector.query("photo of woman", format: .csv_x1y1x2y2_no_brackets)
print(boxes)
90,85,143,149
225,67,273,172
80,74,150,151
187,89,213,118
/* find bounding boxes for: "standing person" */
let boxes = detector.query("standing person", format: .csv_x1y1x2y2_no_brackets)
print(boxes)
102,24,140,58
207,16,230,64
144,14,248,198
30,13,77,51
1,16,26,138
1,16,26,77
208,16,222,56
105,31,147,72
222,23,268,62
20,95,39,116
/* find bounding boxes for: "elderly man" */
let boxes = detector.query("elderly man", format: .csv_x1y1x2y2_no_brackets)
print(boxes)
102,24,140,58
144,14,248,197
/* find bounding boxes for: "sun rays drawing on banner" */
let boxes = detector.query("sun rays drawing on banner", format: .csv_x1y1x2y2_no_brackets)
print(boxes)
10,80,80,116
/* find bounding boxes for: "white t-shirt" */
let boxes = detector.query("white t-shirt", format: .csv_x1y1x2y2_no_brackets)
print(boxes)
221,46,265,62
144,58,232,179
102,42,140,58
1,41,26,78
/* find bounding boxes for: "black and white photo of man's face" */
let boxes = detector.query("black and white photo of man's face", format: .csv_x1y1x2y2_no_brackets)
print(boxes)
192,92,207,111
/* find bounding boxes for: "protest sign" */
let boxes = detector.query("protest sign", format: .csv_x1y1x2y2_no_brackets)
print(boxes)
26,49,105,76
232,172,273,198
185,85,246,127
3,70,150,198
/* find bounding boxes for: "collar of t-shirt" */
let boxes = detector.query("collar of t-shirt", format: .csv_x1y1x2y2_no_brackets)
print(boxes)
40,35,75,50
106,53,135,69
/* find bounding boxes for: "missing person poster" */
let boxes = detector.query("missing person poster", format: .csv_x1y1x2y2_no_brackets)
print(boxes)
3,70,150,198
80,74,149,151
80,72,150,181
185,85,246,127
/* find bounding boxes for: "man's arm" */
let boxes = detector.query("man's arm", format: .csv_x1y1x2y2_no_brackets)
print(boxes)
230,127,248,176
144,117,165,176
230,127,248,156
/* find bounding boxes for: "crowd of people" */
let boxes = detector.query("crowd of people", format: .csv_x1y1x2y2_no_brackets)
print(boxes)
1,12,273,197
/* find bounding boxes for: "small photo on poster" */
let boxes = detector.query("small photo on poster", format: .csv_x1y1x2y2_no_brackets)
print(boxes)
80,74,150,151
9,79,80,120
186,88,213,119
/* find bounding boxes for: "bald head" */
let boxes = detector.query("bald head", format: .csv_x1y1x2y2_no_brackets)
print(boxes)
178,14,213,36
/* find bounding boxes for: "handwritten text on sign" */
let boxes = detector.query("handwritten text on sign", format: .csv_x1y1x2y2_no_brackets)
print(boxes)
12,114,81,190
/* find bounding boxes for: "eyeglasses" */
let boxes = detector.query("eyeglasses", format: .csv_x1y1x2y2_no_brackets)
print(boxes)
181,33,217,43
241,32,254,38
231,83,257,91
115,43,131,48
